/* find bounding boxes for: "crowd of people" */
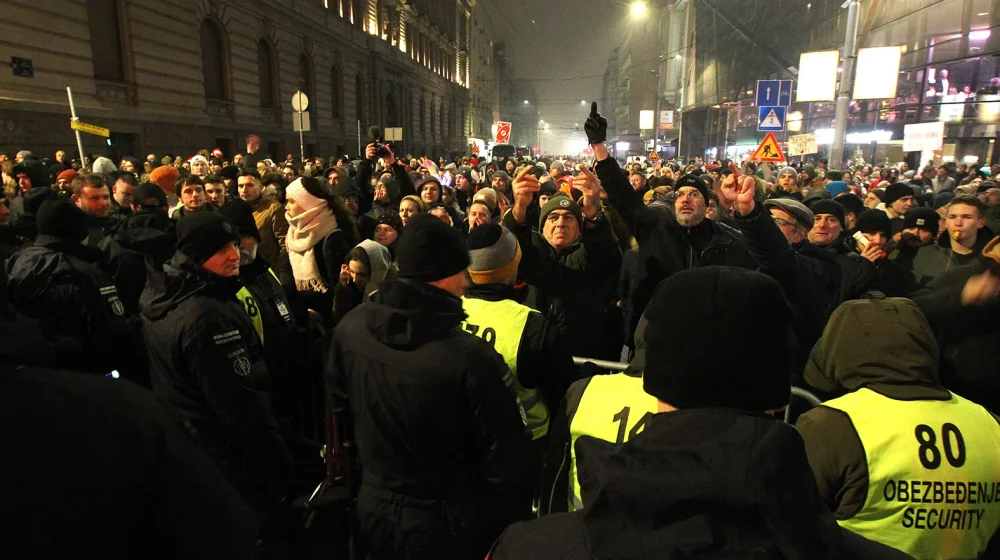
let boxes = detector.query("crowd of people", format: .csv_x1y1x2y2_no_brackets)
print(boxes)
2,102,1000,559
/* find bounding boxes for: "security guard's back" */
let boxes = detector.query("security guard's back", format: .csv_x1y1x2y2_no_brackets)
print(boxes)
797,296,1000,560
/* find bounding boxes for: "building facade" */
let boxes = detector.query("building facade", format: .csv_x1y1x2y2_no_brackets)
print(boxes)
0,0,485,163
467,5,500,153
676,0,1000,167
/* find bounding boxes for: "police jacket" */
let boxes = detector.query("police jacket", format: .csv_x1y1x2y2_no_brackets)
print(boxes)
502,209,622,361
595,156,757,347
139,252,290,497
5,235,136,376
796,296,1000,559
491,410,914,560
326,279,532,503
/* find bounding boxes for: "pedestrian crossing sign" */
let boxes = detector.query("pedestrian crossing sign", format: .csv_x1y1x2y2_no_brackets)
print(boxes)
749,132,786,162
757,106,786,131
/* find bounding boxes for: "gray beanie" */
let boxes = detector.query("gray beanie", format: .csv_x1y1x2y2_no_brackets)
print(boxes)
778,166,797,178
764,198,814,231
467,223,521,285
92,156,118,175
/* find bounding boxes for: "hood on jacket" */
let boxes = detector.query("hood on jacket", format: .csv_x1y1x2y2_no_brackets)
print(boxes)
576,410,846,559
5,236,104,300
804,296,944,398
361,279,467,349
139,252,238,321
356,239,390,284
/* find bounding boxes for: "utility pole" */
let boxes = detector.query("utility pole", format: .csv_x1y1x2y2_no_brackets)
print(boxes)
830,0,860,170
653,0,665,154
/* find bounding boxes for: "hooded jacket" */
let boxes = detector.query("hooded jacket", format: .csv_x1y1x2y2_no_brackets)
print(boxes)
139,252,290,502
492,410,913,560
796,297,953,519
326,279,532,556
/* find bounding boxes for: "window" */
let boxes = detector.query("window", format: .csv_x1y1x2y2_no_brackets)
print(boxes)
257,40,277,109
299,54,316,120
200,19,230,101
356,74,366,125
419,96,426,133
87,0,128,82
331,67,343,120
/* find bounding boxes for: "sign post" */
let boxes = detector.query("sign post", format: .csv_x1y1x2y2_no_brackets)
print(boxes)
66,87,88,168
291,91,310,163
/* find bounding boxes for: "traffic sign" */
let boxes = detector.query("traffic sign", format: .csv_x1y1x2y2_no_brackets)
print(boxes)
70,119,110,138
755,80,793,107
292,112,311,132
749,132,786,162
757,106,786,131
291,91,309,112
648,151,660,162
495,121,512,144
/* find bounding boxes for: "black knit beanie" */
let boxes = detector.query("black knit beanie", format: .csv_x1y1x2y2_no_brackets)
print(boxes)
674,173,711,201
834,193,864,220
377,209,404,236
643,266,792,411
396,213,470,282
217,198,262,243
884,182,915,205
37,200,88,242
809,200,845,230
175,212,240,264
856,209,892,237
538,193,583,230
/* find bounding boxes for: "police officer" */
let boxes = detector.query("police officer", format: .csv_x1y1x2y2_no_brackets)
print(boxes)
5,200,138,378
797,296,1000,559
139,211,291,527
542,313,659,513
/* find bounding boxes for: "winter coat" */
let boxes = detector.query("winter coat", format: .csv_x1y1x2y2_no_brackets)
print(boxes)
596,157,757,346
911,259,1000,413
908,229,992,288
502,210,622,361
326,278,532,559
139,252,291,504
820,234,881,301
491,409,914,560
247,195,288,271
733,204,841,380
5,235,139,377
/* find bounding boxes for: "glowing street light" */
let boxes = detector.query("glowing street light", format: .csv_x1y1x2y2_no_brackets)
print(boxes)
523,100,529,104
630,1,647,17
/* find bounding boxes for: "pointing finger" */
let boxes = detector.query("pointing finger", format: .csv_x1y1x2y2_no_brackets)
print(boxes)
590,102,599,118
728,160,741,178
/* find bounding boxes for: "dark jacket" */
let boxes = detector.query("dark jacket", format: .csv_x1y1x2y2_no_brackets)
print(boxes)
283,229,353,328
5,235,139,377
326,279,532,559
733,204,840,379
492,409,913,560
0,367,257,560
139,252,291,504
908,229,992,288
8,186,56,226
502,210,622,360
911,259,1000,413
821,233,882,302
596,157,756,344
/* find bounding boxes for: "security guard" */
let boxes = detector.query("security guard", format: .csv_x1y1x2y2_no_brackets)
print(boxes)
796,296,1000,560
541,312,660,513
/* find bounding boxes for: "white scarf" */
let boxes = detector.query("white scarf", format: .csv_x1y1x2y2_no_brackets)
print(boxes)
286,181,339,292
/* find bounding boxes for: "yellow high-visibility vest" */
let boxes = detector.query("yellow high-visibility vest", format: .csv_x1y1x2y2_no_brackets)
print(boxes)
568,372,658,511
236,287,264,344
461,296,549,440
823,388,1000,560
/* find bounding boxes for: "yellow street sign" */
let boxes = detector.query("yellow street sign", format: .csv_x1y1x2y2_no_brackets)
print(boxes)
648,151,660,162
71,119,110,138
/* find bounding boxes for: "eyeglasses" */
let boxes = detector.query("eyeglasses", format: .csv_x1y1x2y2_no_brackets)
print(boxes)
675,190,703,200
773,217,796,228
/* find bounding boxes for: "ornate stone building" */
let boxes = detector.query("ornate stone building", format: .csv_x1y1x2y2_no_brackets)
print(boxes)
0,0,479,161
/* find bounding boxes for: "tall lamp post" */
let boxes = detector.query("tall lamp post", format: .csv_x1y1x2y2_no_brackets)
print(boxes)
830,0,860,170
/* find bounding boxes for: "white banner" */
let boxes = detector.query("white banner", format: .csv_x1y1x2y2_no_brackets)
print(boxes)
853,47,902,100
903,121,945,152
788,133,818,156
796,51,839,102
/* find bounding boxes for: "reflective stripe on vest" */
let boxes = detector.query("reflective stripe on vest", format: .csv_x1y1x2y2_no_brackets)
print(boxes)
461,296,549,440
568,372,658,511
823,388,1000,560
236,287,264,344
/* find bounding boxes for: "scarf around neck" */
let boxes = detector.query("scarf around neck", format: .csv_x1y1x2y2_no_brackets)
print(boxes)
286,204,339,293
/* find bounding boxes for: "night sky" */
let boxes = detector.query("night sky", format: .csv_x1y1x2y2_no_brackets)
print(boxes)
480,0,631,152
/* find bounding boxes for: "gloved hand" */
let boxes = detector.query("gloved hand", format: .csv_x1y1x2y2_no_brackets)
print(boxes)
584,102,608,145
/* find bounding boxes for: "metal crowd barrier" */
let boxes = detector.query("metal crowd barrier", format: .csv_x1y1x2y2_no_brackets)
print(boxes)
571,357,822,423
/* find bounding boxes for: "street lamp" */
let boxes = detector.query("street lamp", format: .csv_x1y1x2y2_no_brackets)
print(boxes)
523,100,529,105
580,100,586,105
630,1,647,17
